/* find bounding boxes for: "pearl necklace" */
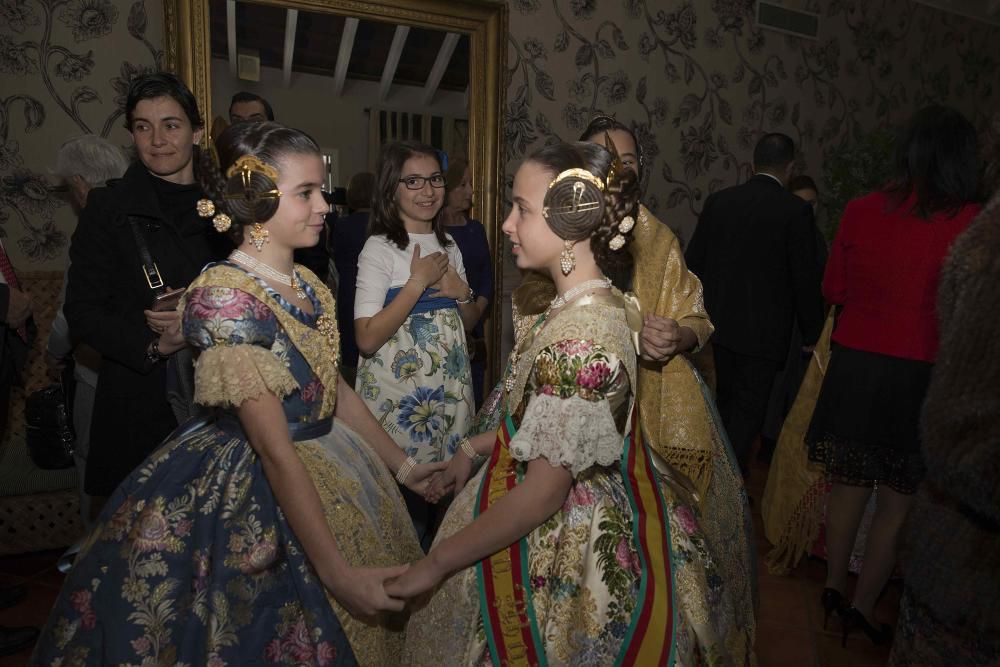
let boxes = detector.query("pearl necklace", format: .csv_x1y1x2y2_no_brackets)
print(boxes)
549,277,613,310
231,249,306,299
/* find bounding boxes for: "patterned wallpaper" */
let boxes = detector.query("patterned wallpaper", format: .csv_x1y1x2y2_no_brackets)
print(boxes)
504,0,999,244
0,0,162,270
1,0,998,270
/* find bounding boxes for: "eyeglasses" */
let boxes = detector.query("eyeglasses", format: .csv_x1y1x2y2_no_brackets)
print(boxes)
399,174,446,190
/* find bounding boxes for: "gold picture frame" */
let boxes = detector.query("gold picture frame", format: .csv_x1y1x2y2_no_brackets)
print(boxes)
162,0,508,386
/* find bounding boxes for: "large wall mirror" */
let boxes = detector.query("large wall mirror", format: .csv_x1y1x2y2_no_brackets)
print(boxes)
162,0,507,385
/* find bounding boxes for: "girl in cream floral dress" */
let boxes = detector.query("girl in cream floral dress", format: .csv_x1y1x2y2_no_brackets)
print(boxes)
354,141,478,546
387,142,747,666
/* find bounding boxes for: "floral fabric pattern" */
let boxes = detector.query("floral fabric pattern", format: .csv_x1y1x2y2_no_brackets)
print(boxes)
357,307,474,464
404,301,738,666
33,264,421,666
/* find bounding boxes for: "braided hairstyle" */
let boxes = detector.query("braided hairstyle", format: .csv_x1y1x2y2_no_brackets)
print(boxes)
526,141,640,286
198,121,321,244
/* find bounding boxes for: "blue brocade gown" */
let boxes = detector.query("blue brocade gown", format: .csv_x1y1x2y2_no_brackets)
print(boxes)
32,262,421,667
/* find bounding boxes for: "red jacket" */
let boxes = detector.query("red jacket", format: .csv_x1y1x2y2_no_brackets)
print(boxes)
825,190,980,362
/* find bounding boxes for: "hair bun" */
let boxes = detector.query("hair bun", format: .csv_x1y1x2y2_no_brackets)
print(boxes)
542,168,605,240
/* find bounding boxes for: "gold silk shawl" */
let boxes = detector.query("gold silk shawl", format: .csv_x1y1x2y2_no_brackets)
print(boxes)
761,310,835,575
512,205,719,492
181,263,340,417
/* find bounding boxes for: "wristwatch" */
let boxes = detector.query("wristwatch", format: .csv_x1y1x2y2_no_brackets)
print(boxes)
145,339,167,364
456,286,475,304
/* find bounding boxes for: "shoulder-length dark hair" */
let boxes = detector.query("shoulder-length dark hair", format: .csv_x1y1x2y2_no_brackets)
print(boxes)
369,140,450,250
885,105,980,218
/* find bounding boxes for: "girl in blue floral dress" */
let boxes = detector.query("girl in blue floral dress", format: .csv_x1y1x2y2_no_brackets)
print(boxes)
33,123,445,667
354,141,478,546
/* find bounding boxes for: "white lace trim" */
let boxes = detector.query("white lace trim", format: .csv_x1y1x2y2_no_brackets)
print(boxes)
508,393,624,477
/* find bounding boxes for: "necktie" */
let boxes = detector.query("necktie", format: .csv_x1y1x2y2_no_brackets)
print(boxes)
0,242,28,342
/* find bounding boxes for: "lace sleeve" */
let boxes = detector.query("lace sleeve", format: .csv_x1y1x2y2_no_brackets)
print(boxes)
508,339,628,476
183,286,298,408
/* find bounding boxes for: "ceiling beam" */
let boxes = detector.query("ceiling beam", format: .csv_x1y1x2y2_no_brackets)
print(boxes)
281,9,298,87
379,25,410,103
226,0,237,78
422,32,460,106
332,17,359,97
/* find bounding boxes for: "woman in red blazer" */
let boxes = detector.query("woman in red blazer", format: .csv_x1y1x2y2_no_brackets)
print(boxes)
806,105,981,645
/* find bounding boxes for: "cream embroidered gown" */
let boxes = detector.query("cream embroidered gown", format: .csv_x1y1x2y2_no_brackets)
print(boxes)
405,293,742,666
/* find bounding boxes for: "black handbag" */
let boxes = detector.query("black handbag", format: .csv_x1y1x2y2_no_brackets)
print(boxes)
25,384,76,470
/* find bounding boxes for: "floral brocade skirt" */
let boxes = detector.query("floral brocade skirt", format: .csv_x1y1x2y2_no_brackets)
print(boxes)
403,463,736,667
32,416,421,667
356,308,474,464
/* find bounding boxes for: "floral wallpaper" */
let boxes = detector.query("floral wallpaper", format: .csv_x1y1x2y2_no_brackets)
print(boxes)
504,0,999,244
0,0,161,269
0,0,998,272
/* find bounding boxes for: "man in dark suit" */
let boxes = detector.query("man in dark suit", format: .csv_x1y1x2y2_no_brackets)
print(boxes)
686,133,825,476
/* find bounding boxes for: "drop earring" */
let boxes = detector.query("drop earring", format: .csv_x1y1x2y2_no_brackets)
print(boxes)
249,222,269,251
559,239,575,276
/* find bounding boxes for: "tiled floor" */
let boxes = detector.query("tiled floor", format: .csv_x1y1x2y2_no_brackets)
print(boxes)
0,455,899,666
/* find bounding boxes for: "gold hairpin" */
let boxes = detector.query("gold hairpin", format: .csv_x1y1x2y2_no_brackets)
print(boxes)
547,167,604,192
225,154,279,181
224,154,282,204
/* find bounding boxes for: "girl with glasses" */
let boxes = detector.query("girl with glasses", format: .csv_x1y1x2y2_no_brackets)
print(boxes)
354,140,477,548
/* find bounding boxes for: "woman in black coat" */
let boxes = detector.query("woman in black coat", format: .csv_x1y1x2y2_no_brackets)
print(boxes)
64,73,225,504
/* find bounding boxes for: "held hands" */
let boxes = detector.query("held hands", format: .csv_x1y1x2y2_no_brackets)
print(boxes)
639,314,684,361
424,452,471,504
323,564,410,617
404,460,450,496
384,555,445,600
409,243,449,291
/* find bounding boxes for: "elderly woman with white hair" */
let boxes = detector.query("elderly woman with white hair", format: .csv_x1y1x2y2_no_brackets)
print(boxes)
48,134,129,523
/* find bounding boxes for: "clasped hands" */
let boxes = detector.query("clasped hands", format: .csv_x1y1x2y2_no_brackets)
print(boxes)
408,244,469,300
345,438,482,614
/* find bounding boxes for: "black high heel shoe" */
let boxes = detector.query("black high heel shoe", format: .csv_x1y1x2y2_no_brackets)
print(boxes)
820,588,847,630
840,607,892,647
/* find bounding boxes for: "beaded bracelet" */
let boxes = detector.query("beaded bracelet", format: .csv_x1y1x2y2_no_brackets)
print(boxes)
395,456,417,484
459,437,476,459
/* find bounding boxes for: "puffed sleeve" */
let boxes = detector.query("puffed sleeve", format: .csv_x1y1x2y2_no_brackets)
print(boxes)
183,286,299,408
508,339,628,476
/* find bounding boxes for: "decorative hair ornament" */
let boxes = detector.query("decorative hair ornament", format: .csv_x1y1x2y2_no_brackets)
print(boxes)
542,168,604,227
224,155,282,206
608,234,626,251
225,154,279,182
196,198,234,233
618,215,635,234
603,131,627,195
196,198,215,218
559,239,576,276
212,213,232,233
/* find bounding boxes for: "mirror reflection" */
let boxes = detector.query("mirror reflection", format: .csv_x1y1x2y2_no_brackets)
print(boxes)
207,0,471,186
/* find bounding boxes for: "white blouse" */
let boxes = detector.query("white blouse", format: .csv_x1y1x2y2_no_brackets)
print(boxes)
354,232,468,319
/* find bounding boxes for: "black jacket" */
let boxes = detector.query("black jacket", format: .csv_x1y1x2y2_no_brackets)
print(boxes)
686,174,825,362
64,163,220,495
